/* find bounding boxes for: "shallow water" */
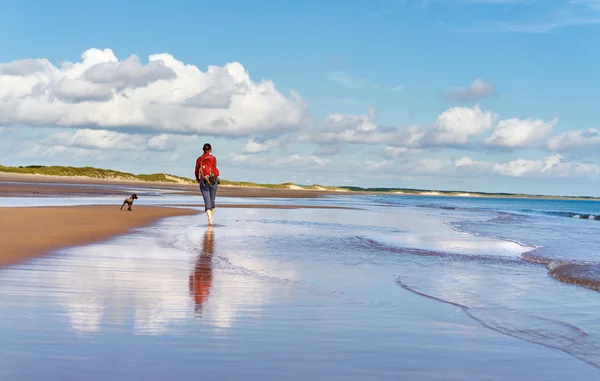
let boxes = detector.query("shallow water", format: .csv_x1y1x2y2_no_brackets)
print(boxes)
1,193,600,379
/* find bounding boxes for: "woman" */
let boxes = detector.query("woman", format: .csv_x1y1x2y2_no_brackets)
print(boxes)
194,143,220,225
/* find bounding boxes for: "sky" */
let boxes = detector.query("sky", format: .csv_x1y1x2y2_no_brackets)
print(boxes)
1,0,600,196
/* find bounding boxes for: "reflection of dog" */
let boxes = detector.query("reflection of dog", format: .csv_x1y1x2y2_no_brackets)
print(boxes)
120,193,138,211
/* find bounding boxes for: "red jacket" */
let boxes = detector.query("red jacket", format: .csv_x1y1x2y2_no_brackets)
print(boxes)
195,153,220,182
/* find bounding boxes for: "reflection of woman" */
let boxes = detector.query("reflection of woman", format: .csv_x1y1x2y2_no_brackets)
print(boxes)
189,226,214,315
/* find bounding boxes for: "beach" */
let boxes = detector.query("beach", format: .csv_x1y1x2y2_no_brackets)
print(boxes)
0,205,199,268
1,178,600,380
0,172,334,198
0,180,353,268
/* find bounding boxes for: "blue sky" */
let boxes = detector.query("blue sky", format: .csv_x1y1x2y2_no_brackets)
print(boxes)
1,0,600,196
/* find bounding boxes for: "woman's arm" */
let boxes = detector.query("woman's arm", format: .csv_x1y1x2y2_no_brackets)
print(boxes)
194,157,202,182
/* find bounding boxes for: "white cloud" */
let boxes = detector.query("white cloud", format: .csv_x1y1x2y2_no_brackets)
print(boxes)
484,117,556,148
402,156,492,176
48,129,146,150
298,105,496,149
314,144,346,156
147,134,198,151
384,146,421,158
44,129,198,152
442,78,497,102
20,144,98,161
0,48,307,136
52,78,114,103
0,58,52,76
547,128,600,152
493,154,600,177
297,110,392,145
230,153,329,170
226,149,600,183
423,105,496,146
243,138,280,154
83,53,176,90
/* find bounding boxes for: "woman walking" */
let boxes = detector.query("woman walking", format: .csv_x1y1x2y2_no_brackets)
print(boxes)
194,143,220,225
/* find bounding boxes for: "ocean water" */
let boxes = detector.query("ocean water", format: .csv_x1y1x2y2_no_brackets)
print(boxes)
1,190,600,379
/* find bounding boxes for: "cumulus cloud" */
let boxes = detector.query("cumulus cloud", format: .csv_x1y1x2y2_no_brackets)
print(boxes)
0,48,307,136
44,128,197,152
484,117,556,148
0,58,52,76
296,109,393,145
384,146,421,158
83,53,176,89
423,104,496,146
243,138,280,154
547,128,600,153
48,129,146,150
442,78,497,102
493,154,600,178
230,153,329,170
298,105,496,149
52,78,114,103
147,134,198,151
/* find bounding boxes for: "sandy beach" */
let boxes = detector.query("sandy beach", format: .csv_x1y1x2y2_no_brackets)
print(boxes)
0,205,199,268
1,177,600,380
0,203,359,268
0,177,359,268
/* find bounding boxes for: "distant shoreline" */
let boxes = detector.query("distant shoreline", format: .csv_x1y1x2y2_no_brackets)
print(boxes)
0,166,598,201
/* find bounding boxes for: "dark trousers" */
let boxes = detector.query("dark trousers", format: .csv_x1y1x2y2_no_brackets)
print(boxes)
200,180,218,211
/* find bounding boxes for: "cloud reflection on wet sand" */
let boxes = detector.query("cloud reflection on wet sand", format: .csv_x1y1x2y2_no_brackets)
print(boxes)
0,204,599,380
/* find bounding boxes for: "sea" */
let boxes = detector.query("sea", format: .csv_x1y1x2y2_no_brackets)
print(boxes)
1,188,599,380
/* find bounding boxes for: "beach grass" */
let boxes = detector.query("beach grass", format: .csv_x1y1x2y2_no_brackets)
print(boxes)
0,164,193,184
1,164,598,200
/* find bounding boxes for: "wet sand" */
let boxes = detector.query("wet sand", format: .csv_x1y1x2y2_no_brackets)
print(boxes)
0,203,358,268
0,205,199,268
176,203,361,210
0,205,598,380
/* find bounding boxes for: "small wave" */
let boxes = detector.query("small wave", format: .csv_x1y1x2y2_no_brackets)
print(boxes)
449,219,537,252
415,203,600,222
518,209,600,221
522,250,600,292
358,237,523,265
550,262,600,292
245,219,405,234
396,277,600,370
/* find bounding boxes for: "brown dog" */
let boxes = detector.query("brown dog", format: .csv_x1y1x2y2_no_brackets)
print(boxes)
120,193,138,211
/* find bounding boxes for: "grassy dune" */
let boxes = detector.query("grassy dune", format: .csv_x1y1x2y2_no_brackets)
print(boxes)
0,164,345,190
0,164,195,184
1,164,598,199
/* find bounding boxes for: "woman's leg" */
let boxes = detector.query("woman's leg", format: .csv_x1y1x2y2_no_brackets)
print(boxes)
199,181,213,225
210,183,218,210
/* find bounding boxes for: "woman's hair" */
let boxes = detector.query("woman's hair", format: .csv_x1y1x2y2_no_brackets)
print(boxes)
203,143,212,153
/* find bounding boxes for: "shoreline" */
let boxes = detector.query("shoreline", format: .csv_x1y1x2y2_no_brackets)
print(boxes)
1,172,598,201
0,205,199,268
0,203,358,268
